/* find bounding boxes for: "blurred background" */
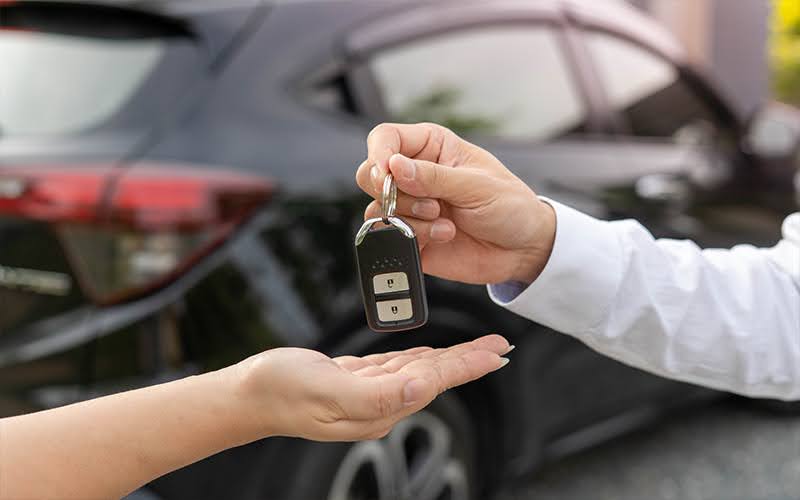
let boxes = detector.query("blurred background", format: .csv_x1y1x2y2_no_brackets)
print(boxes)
0,1,798,499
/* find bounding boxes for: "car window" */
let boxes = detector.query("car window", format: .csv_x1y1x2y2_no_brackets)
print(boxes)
367,27,587,141
0,34,164,136
585,31,718,139
0,3,201,138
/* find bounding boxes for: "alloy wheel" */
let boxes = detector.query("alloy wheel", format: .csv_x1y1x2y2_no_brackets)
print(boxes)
327,410,469,500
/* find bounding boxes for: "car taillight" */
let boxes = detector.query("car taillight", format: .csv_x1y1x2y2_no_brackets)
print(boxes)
0,164,273,303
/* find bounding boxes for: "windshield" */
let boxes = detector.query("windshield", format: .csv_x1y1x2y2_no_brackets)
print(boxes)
0,3,202,139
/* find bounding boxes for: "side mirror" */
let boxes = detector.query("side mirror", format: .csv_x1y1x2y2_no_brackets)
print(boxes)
743,102,800,160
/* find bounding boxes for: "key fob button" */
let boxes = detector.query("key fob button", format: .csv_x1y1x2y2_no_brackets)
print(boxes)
376,298,413,322
373,272,409,294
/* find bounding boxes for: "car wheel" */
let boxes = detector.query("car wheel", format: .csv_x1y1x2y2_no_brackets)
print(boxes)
256,392,477,500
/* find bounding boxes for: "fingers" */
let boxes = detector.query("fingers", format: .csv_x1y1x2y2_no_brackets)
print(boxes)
366,123,450,175
359,151,498,209
333,346,432,372
432,334,511,361
360,346,433,367
341,335,509,376
364,202,456,246
353,335,511,375
330,335,511,421
381,334,511,373
387,154,496,206
401,350,508,398
360,193,440,222
357,165,441,220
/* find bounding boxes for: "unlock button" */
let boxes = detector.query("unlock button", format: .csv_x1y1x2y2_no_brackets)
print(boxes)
373,272,409,294
376,299,413,322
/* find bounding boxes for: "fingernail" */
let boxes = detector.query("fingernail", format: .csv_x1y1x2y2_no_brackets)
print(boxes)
412,199,438,218
430,220,453,240
499,357,510,368
403,378,427,406
504,345,516,355
396,155,416,181
370,164,380,182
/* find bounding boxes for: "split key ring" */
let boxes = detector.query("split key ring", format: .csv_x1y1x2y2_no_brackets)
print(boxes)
381,173,397,222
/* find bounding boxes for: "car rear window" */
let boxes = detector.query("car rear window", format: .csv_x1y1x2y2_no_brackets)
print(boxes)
0,3,202,138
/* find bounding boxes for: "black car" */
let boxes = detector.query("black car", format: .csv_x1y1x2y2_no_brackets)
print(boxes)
1,1,798,499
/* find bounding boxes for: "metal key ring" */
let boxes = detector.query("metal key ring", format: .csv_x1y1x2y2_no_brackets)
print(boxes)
381,173,397,222
355,216,415,245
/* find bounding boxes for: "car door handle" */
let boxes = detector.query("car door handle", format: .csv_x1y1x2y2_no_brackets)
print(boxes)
635,173,691,204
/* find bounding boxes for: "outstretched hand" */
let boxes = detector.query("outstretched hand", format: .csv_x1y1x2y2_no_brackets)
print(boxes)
0,334,511,500
356,122,556,285
231,334,512,442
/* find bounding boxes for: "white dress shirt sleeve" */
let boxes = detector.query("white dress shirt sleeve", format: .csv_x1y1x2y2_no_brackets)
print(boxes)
489,199,800,401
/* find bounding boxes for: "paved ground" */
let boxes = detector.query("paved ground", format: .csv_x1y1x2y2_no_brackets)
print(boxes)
501,401,800,500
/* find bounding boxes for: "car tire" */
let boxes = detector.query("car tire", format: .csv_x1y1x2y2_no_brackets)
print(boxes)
255,391,478,500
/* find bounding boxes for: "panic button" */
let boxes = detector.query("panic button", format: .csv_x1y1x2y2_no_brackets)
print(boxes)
376,298,413,322
373,272,409,294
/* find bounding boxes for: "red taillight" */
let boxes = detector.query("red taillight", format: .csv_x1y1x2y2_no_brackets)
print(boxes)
0,168,106,223
0,164,273,303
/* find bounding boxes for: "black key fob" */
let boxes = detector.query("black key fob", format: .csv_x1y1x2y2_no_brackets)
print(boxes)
355,217,428,332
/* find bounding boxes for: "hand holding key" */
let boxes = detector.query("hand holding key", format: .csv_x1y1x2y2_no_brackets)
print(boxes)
356,123,557,285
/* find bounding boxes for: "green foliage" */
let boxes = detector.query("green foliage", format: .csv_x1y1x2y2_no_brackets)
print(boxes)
771,0,800,106
395,86,500,136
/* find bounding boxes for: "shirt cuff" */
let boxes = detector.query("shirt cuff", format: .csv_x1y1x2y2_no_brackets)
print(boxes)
487,198,624,334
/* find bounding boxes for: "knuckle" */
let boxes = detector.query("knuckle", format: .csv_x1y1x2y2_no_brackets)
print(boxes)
429,124,448,150
426,161,442,188
356,170,369,191
367,123,382,140
416,123,448,160
431,362,447,394
368,123,392,143
455,356,472,385
364,202,379,219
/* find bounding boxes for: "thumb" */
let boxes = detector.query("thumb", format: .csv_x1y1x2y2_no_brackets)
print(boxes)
388,153,496,207
333,373,433,421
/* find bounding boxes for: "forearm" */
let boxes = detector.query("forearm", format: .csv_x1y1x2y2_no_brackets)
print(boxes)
0,366,260,499
492,201,800,400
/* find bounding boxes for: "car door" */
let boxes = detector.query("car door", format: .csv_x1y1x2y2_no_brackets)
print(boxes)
342,1,688,442
575,27,785,247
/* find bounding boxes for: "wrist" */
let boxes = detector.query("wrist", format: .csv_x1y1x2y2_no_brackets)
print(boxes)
218,358,280,444
509,199,556,284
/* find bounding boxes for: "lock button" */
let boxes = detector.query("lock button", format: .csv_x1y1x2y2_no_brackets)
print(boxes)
373,272,409,294
376,298,413,322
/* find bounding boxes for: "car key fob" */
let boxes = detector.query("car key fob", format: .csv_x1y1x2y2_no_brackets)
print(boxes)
355,175,428,332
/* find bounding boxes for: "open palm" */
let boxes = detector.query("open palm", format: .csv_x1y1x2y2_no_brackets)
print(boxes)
234,334,511,441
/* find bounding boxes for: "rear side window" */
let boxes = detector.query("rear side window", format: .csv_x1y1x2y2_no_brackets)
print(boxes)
367,27,587,141
585,31,718,138
0,3,201,138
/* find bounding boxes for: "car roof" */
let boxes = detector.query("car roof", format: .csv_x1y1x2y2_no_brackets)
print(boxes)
562,0,685,62
12,0,684,61
9,0,263,16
